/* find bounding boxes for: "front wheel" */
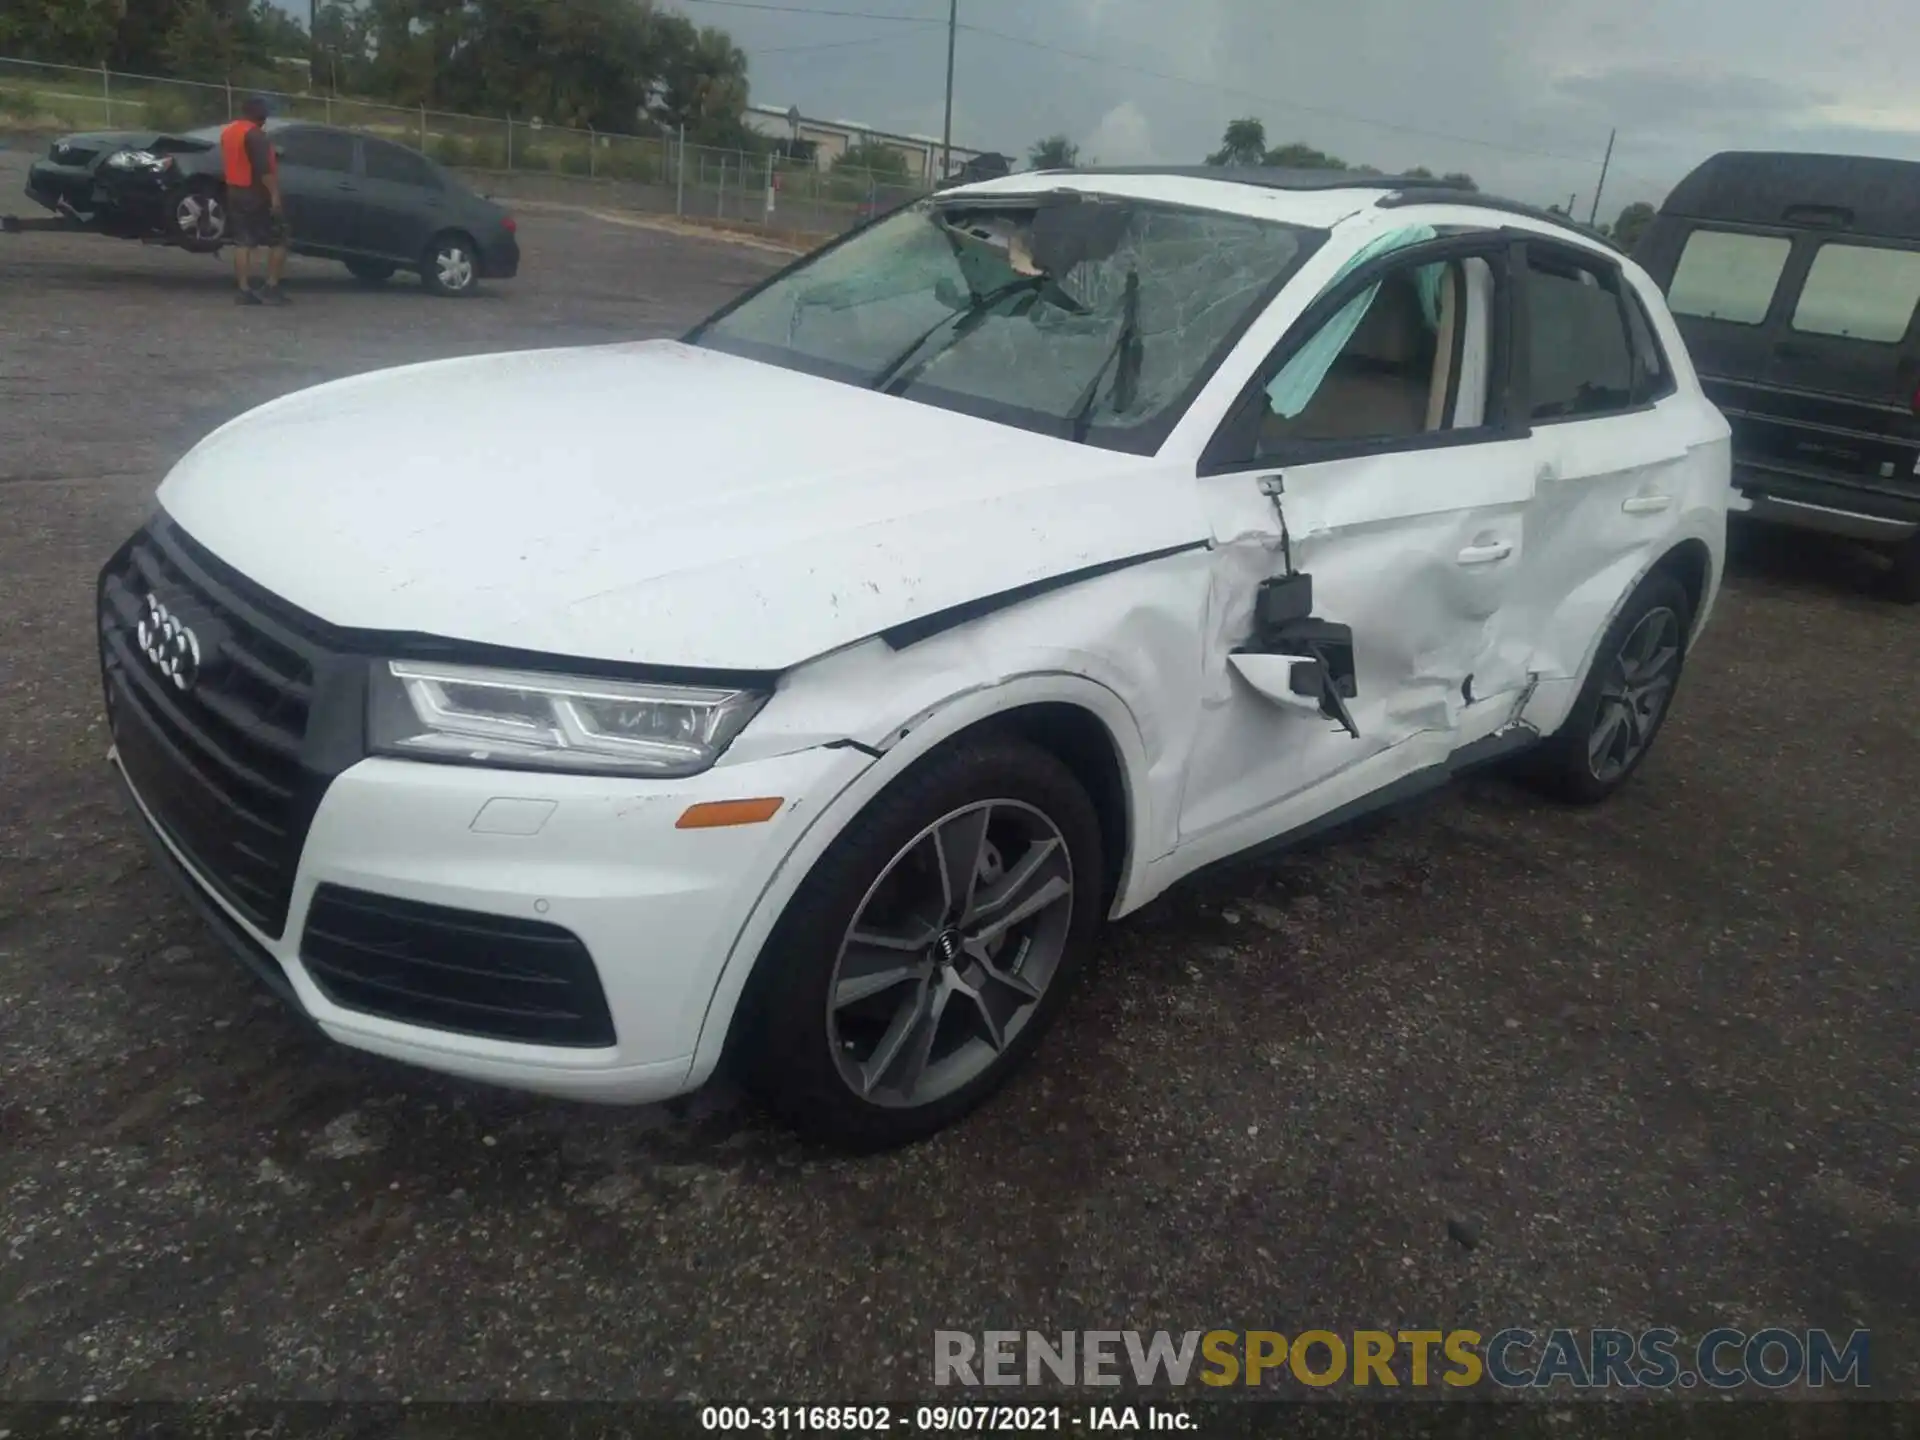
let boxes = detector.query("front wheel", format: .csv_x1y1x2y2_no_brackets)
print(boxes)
733,737,1104,1150
1521,573,1693,805
172,181,226,252
420,232,480,297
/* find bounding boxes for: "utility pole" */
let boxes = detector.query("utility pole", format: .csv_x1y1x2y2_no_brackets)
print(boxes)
939,0,957,183
1588,127,1616,227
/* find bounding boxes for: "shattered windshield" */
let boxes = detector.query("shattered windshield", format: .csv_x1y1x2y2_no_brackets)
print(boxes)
688,196,1321,453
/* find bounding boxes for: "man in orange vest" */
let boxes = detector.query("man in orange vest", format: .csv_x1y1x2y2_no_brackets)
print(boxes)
222,96,289,305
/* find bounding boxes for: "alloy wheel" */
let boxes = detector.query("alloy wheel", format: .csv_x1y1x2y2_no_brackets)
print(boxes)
1588,605,1681,783
175,192,225,243
826,800,1075,1109
435,244,475,292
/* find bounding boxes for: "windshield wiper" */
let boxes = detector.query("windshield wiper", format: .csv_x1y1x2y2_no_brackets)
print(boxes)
1067,269,1142,442
867,275,1047,394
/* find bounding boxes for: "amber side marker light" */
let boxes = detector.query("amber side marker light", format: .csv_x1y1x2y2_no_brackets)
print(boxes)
676,798,784,829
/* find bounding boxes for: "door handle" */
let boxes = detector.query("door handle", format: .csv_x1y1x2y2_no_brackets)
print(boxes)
1622,494,1673,515
1456,540,1513,565
335,181,356,191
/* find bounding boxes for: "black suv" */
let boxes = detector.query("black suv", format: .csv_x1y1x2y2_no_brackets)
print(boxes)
1634,151,1920,598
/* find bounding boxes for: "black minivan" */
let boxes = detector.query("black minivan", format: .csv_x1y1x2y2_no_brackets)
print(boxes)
1634,151,1920,598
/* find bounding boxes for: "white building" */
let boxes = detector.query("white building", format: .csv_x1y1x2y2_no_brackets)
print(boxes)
743,103,988,182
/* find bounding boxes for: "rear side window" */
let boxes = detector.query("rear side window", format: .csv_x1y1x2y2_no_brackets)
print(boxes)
1667,229,1791,325
364,141,440,190
1791,243,1920,343
1525,253,1634,421
276,129,354,174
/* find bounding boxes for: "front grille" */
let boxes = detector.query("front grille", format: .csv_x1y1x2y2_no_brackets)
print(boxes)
98,515,346,938
300,885,617,1048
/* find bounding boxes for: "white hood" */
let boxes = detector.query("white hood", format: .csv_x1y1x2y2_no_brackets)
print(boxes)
158,341,1202,671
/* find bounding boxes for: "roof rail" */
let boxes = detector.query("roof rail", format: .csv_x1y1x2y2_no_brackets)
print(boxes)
1025,163,1458,193
1375,187,1624,252
1014,164,1623,252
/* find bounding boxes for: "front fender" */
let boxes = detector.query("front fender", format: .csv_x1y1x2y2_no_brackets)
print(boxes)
684,668,1157,1093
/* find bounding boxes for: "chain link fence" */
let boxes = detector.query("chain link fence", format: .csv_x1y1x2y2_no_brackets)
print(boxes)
0,55,930,241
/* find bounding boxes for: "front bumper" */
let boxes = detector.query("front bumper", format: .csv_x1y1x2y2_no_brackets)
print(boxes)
26,159,176,232
26,160,93,214
111,738,864,1103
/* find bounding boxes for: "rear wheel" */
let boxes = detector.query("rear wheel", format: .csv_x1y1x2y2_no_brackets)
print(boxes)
733,737,1104,1151
345,258,396,285
1521,573,1692,805
421,232,480,297
173,180,226,252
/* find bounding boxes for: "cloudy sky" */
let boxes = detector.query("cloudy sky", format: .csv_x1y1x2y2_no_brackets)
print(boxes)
678,0,1920,219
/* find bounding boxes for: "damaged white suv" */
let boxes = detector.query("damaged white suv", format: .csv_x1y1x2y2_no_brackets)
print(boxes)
98,168,1730,1148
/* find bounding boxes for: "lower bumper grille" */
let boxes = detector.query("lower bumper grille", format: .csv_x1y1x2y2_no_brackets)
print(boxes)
111,762,306,1015
300,885,617,1048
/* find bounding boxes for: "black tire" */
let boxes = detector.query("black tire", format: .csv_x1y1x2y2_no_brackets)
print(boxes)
1886,535,1920,604
731,736,1105,1151
420,231,480,297
1521,572,1693,805
172,179,227,253
345,258,396,285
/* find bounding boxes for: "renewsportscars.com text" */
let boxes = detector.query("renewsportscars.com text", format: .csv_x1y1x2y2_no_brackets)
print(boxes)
933,1328,1870,1390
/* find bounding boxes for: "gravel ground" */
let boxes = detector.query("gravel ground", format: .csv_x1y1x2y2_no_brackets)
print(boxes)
2,144,1916,1403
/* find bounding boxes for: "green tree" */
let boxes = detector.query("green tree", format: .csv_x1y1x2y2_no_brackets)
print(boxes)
447,0,658,129
1206,117,1267,167
1028,134,1080,169
1611,200,1656,251
161,0,246,82
1265,140,1346,170
650,18,753,144
4,0,758,145
312,1,374,93
1440,170,1477,190
0,0,120,66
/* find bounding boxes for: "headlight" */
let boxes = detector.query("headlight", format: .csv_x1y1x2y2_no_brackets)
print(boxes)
367,660,768,777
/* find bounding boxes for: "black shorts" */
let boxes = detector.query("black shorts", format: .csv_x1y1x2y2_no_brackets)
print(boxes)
228,195,287,248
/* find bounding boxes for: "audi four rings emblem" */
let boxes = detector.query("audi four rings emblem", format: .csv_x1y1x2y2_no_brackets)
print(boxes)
136,592,202,691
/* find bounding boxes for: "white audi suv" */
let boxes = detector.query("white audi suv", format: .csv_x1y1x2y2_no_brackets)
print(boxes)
98,167,1731,1147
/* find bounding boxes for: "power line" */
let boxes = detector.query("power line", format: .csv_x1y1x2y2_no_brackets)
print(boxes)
958,20,1613,168
674,0,945,24
675,1,1628,178
746,31,928,54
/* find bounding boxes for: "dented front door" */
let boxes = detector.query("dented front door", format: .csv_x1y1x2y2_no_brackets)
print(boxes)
1176,435,1538,845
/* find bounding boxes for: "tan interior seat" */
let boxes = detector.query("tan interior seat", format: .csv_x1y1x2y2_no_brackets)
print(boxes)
1279,272,1437,441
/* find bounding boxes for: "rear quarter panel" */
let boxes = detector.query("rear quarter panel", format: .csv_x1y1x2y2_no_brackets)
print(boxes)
1513,267,1730,737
